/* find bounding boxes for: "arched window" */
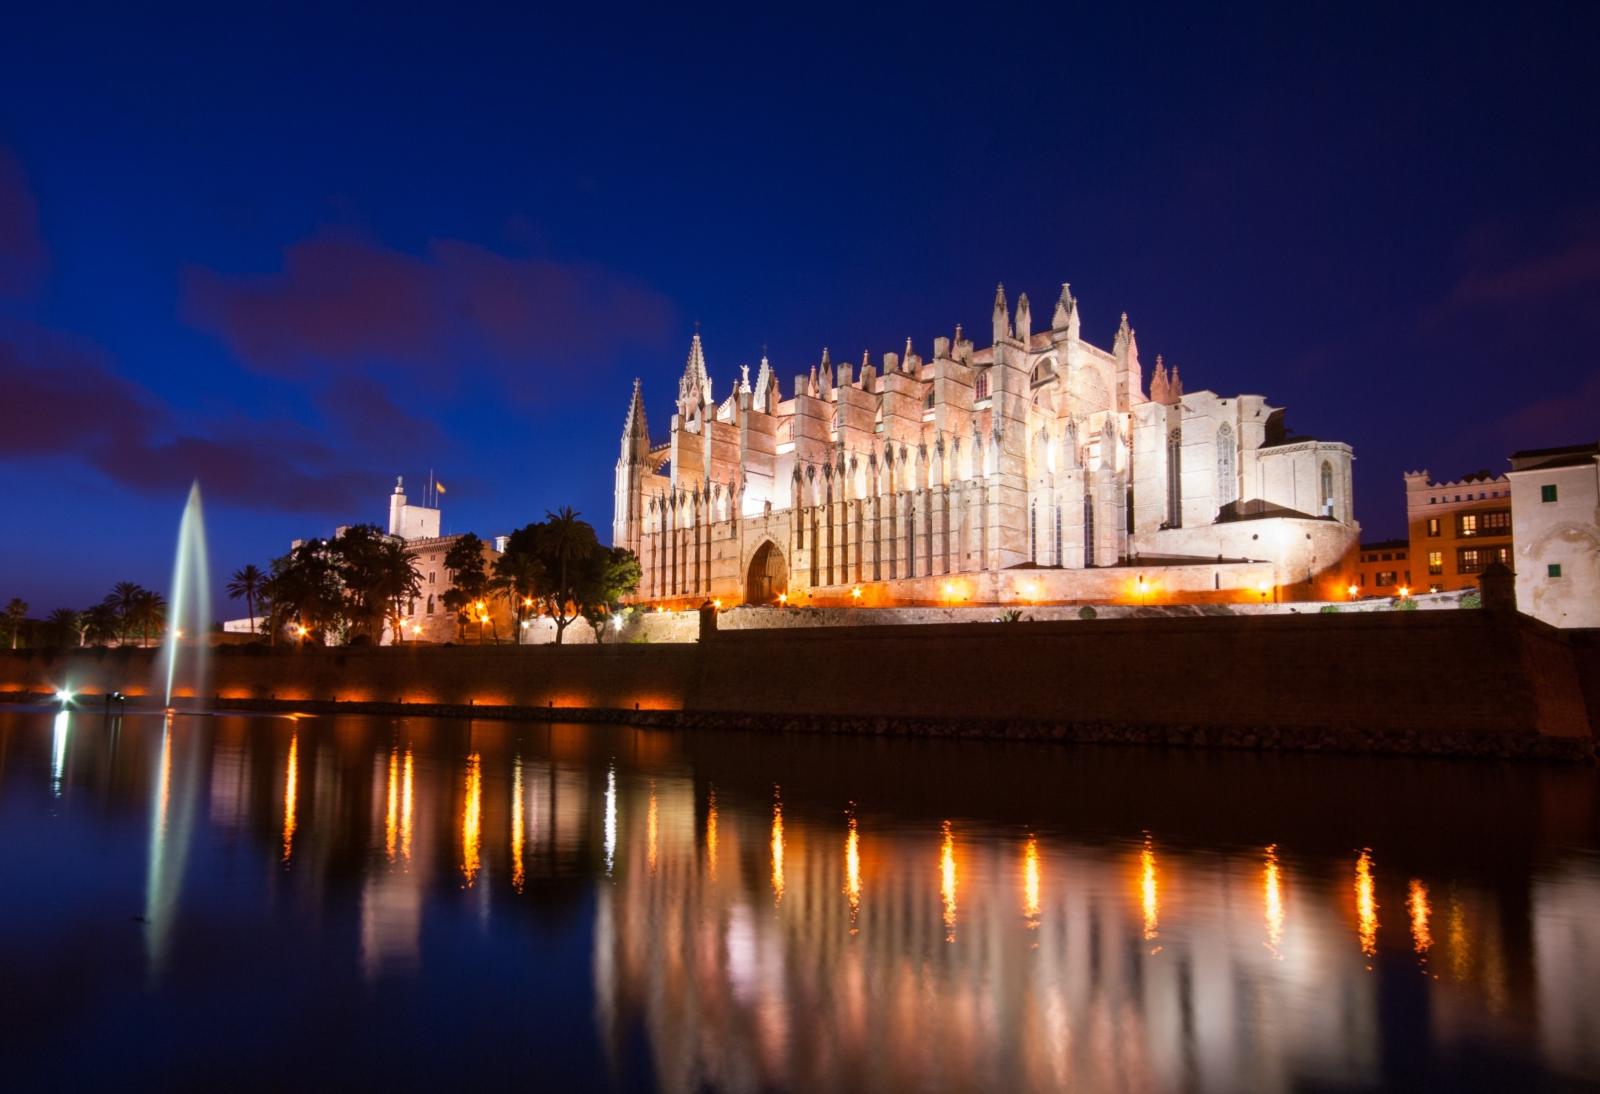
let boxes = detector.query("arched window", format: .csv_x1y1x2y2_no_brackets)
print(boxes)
1216,423,1236,507
1166,429,1183,528
1320,460,1335,517
925,390,936,410
1029,499,1038,563
426,594,435,615
1031,361,1053,385
974,371,989,401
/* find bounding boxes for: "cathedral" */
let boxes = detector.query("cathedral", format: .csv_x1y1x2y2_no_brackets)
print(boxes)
614,283,1359,608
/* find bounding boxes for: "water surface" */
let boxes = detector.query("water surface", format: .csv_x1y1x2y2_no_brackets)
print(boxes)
3,707,1598,1091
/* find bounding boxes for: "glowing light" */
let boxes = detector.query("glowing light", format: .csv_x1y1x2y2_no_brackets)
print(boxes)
400,749,414,862
1023,835,1041,927
851,586,862,600
603,764,617,877
384,747,399,863
460,752,482,886
173,628,183,639
1140,834,1160,946
1356,849,1379,961
282,733,299,863
777,593,787,605
940,820,957,941
845,813,861,931
771,787,785,904
50,710,69,795
511,756,525,893
54,687,73,705
1264,844,1284,958
706,788,718,879
1347,584,1359,598
1398,585,1410,598
647,783,659,874
1257,579,1271,594
1408,879,1432,957
712,598,722,610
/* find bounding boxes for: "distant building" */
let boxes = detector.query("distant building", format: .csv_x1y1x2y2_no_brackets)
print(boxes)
1506,443,1600,628
382,477,506,644
1352,538,1410,597
1403,469,1513,594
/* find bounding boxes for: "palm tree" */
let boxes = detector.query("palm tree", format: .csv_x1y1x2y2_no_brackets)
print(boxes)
46,608,81,648
81,600,119,646
227,564,266,636
5,598,27,650
129,589,167,647
109,581,143,644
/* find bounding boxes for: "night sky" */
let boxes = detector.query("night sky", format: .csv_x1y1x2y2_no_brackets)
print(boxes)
2,4,1597,614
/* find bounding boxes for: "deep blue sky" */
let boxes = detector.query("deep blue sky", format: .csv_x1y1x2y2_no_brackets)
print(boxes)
3,3,1597,614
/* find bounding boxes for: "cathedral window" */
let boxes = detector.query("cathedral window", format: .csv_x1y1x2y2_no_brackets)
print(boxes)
1216,424,1236,507
1029,499,1038,563
1083,494,1095,567
925,390,936,410
1320,460,1335,517
974,372,989,401
1054,503,1062,565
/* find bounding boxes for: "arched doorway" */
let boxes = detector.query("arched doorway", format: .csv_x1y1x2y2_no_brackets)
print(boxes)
745,541,788,605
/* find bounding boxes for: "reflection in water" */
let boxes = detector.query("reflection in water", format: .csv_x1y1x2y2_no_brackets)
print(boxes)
50,711,68,796
1410,879,1433,958
400,748,414,863
646,782,658,874
1265,844,1285,958
143,719,196,978
385,746,400,863
940,819,957,941
10,712,1600,1091
1356,849,1379,961
281,732,298,864
1023,834,1041,928
770,787,785,904
604,763,617,877
845,812,861,931
706,788,718,880
511,756,525,893
461,752,482,886
1140,833,1160,947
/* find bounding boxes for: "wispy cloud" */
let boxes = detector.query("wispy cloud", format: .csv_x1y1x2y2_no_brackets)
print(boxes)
180,230,676,399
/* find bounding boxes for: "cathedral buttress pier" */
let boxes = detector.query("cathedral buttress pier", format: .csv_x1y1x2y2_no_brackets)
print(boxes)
614,283,1360,610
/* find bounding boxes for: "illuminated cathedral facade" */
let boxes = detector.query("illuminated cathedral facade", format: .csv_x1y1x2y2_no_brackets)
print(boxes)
614,283,1358,607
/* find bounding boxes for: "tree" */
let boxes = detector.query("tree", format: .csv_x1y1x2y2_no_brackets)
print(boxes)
129,589,166,647
80,600,119,646
45,608,81,648
443,533,490,642
263,540,343,644
579,547,641,643
503,508,602,645
109,581,143,644
5,598,28,650
491,550,545,644
227,564,266,636
332,525,419,644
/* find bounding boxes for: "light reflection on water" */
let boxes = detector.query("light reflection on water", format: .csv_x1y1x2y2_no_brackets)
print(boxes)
5,707,1600,1091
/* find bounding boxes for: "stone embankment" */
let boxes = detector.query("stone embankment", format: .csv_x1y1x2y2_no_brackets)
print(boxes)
3,611,1595,762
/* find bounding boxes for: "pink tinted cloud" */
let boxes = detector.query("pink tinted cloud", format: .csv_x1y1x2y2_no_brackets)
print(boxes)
1450,235,1600,306
181,230,675,394
0,328,373,513
0,147,47,296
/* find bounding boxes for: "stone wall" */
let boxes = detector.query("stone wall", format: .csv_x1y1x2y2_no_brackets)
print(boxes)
3,613,1593,759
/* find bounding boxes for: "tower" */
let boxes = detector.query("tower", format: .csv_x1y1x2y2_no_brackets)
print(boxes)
613,379,651,550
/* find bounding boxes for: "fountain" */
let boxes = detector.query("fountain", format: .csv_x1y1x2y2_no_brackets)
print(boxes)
160,481,212,710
